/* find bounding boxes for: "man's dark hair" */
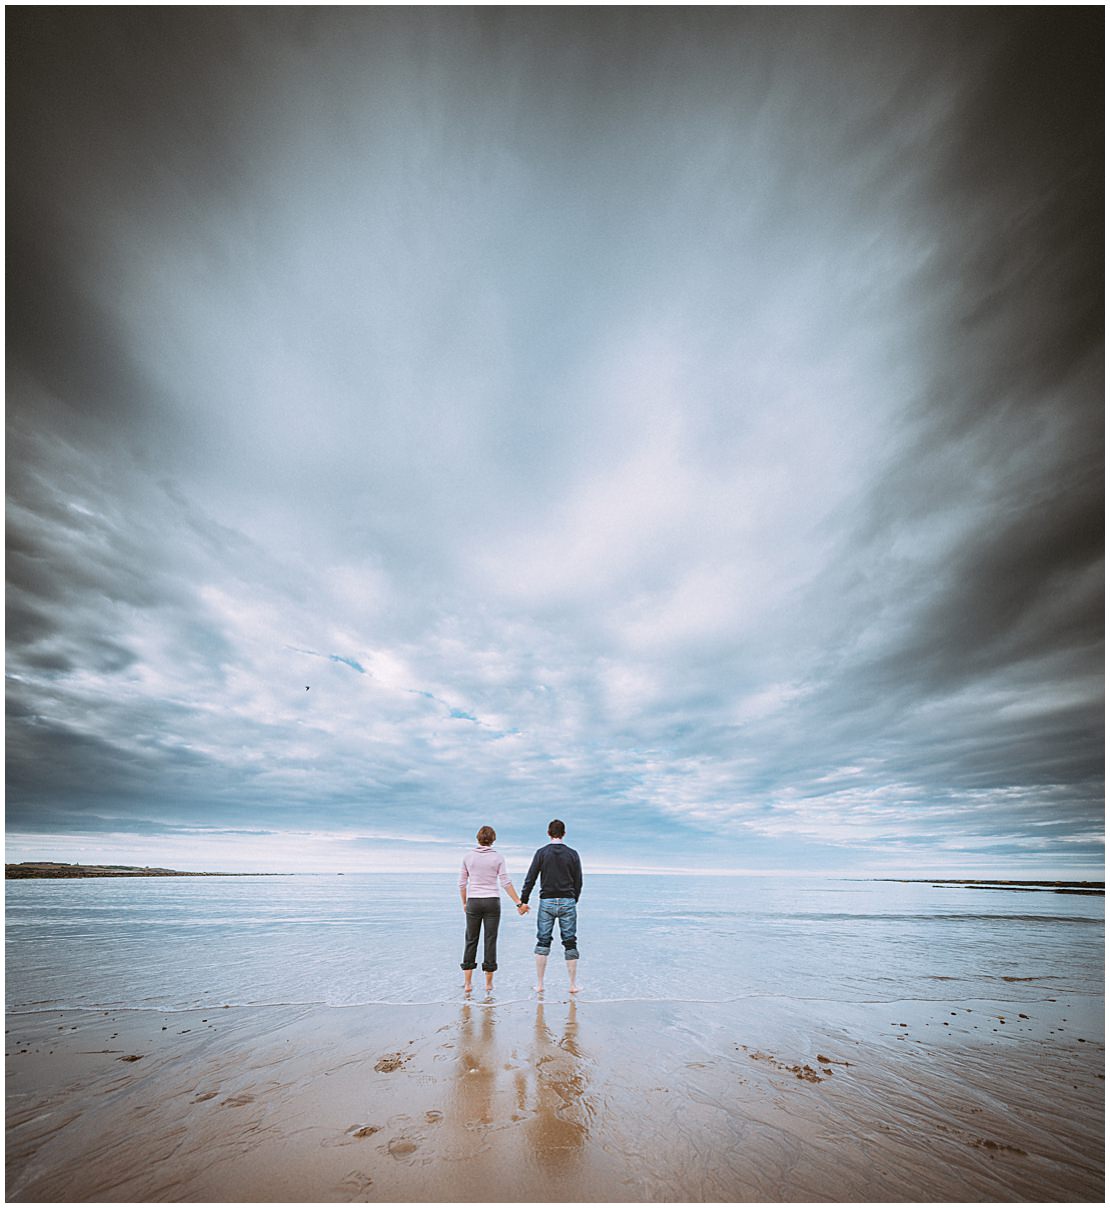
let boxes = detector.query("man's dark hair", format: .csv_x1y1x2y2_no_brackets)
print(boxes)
548,819,565,839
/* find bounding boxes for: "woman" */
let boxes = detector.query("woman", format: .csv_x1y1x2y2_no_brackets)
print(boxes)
459,825,528,994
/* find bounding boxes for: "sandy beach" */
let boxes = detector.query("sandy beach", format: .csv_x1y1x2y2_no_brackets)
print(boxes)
6,984,1102,1202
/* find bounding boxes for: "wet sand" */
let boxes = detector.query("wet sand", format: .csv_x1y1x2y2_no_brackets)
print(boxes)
6,988,1103,1202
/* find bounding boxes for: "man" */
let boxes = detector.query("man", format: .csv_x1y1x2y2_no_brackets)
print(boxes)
520,819,582,993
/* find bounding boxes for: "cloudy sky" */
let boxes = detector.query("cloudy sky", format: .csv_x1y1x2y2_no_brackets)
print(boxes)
6,8,1103,877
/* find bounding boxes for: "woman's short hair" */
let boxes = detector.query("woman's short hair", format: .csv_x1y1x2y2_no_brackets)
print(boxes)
476,825,496,847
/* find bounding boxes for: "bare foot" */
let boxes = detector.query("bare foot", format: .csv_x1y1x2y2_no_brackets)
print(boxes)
533,985,544,993
569,985,582,993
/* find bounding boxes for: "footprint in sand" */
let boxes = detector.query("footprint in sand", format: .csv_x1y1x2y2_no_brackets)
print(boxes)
424,1110,443,1124
388,1136,420,1159
338,1170,374,1194
321,1124,381,1149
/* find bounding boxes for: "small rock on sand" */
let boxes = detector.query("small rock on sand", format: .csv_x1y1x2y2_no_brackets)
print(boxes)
374,1053,408,1073
973,1138,1027,1156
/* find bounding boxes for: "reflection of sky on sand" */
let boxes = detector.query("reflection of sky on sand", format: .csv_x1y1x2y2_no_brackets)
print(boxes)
448,1000,592,1176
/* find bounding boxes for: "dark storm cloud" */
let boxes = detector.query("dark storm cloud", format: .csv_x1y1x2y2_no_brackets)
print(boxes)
7,10,250,459
855,481,1101,699
804,8,1104,815
5,7,1102,873
927,11,1102,405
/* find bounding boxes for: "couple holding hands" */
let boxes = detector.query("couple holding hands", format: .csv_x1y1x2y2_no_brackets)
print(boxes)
459,819,582,996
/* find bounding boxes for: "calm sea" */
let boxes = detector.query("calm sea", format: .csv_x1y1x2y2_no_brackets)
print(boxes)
4,873,1103,1012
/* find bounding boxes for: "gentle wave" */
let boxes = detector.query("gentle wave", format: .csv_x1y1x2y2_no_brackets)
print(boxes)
8,987,1098,1015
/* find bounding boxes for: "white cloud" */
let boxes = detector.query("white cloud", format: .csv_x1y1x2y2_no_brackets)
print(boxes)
6,10,1101,879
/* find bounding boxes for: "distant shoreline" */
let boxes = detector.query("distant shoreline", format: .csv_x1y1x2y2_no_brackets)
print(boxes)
5,863,289,880
878,878,1104,896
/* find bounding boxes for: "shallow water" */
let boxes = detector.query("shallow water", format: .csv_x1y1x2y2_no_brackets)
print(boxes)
5,872,1103,1012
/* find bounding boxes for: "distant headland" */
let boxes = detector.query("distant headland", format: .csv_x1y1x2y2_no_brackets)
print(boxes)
878,878,1103,896
5,862,289,879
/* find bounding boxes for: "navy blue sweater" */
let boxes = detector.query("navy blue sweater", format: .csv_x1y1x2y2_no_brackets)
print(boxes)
520,842,582,903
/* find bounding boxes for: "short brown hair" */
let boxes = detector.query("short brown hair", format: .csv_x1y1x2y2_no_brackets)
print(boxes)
476,825,496,846
548,819,565,838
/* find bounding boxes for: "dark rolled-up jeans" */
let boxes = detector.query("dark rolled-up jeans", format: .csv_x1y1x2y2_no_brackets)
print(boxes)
461,896,501,972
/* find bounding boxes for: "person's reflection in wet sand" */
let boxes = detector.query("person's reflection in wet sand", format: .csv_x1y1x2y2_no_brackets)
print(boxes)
519,999,591,1173
455,1000,498,1133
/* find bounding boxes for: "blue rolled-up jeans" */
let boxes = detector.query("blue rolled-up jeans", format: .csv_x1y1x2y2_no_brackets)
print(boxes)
534,897,579,960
